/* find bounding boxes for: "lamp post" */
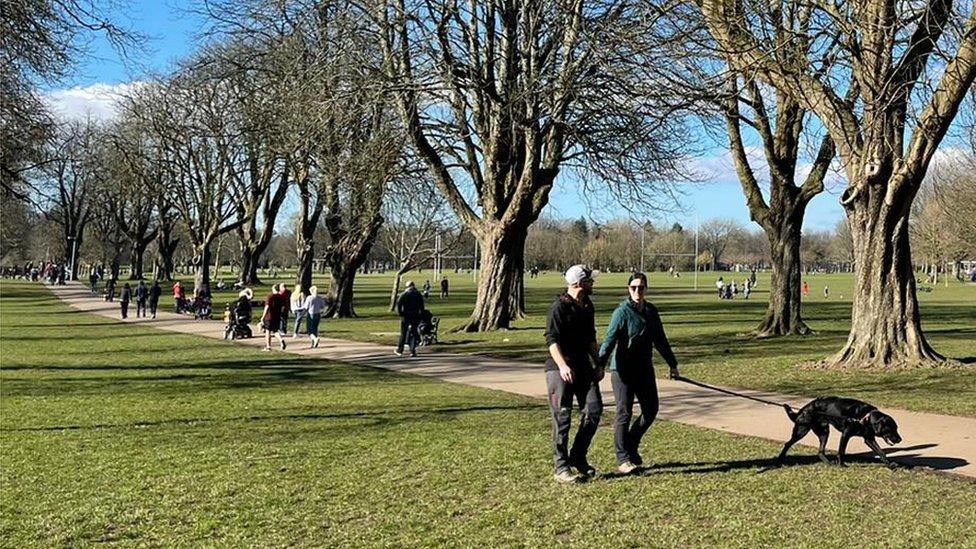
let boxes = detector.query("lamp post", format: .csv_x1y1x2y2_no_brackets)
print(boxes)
67,236,78,281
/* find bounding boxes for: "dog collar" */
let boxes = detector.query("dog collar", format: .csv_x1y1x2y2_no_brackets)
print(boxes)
859,411,875,424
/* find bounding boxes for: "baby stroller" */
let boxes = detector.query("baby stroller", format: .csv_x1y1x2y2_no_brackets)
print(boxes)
223,298,253,339
418,309,439,347
192,295,213,320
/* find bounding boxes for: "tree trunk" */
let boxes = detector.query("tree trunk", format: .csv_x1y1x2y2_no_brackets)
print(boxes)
238,246,260,286
508,235,527,320
828,204,943,367
157,228,179,282
192,244,212,293
455,225,526,332
389,266,408,311
755,214,810,337
129,238,151,280
296,237,315,292
327,261,358,318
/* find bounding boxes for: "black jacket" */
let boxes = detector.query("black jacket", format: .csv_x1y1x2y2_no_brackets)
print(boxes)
544,292,596,373
397,287,426,319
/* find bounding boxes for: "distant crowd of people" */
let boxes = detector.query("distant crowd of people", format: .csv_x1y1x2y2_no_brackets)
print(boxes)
1,261,70,285
715,271,757,300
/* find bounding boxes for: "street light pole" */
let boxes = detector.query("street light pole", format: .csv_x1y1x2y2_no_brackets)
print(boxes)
694,214,699,291
68,236,78,281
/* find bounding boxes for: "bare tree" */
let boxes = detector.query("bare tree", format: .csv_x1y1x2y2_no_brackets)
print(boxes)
40,119,102,278
135,74,245,291
1,0,142,200
87,174,127,280
101,119,162,279
652,3,837,334
699,0,976,366
377,0,690,331
698,219,743,270
383,175,461,310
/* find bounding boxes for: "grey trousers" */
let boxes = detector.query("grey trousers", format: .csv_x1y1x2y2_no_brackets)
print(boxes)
546,369,603,473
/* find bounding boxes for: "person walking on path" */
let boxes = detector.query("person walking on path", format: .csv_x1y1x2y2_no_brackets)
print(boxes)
291,285,308,337
545,265,604,484
88,269,99,294
261,284,288,351
149,280,162,318
422,280,431,299
440,277,449,298
395,281,426,357
716,276,725,299
173,281,185,313
278,283,292,336
802,280,810,297
119,283,131,319
134,281,148,318
304,286,327,348
105,277,116,302
597,272,680,475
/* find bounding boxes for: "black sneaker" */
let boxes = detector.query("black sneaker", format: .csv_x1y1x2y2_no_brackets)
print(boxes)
571,459,596,478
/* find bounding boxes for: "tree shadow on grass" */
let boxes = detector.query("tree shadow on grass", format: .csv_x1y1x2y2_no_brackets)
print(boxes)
0,402,547,433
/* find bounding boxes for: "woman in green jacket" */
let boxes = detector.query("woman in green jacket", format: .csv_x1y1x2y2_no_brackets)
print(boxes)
598,272,680,473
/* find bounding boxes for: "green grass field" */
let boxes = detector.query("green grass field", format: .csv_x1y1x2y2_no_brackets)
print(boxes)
199,269,976,416
2,281,975,546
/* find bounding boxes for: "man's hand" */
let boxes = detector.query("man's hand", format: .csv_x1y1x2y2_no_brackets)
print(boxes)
594,366,605,382
668,366,680,380
558,363,574,384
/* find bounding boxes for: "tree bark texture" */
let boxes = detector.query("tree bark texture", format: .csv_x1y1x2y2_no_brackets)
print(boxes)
327,261,359,318
192,244,212,293
129,238,152,280
756,214,810,336
389,268,406,311
830,189,943,367
456,225,529,332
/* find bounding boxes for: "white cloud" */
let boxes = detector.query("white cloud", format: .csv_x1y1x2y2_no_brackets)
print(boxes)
42,82,140,122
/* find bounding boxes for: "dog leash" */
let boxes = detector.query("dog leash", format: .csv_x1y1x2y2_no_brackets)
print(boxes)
673,375,792,410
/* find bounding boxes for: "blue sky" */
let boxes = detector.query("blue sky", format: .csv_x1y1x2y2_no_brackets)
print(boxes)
49,1,851,233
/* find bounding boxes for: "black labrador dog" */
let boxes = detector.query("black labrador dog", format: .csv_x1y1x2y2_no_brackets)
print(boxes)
775,396,903,468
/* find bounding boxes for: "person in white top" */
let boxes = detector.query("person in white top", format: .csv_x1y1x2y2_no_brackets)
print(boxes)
291,284,308,337
303,286,328,348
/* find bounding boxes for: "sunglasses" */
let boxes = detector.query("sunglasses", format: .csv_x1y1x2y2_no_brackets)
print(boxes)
628,285,646,291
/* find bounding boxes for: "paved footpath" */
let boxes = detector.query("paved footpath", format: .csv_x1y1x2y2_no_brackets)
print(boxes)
49,282,975,479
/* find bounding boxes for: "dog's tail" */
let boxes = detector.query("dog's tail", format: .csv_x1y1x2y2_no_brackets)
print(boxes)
783,404,798,422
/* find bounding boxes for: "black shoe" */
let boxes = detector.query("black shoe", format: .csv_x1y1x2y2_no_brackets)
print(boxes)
570,459,596,478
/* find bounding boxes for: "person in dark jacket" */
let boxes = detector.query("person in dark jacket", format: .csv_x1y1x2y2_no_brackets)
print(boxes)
134,281,149,317
545,265,604,484
149,280,162,318
598,272,680,474
395,281,426,357
119,283,131,319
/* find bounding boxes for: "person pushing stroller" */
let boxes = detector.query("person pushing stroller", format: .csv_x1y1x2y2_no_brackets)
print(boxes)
224,288,254,340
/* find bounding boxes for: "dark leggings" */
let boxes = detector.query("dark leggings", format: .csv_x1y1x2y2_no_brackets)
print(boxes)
611,369,659,464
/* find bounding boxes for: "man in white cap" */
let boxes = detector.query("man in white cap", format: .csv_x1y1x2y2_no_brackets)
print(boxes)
544,264,604,483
